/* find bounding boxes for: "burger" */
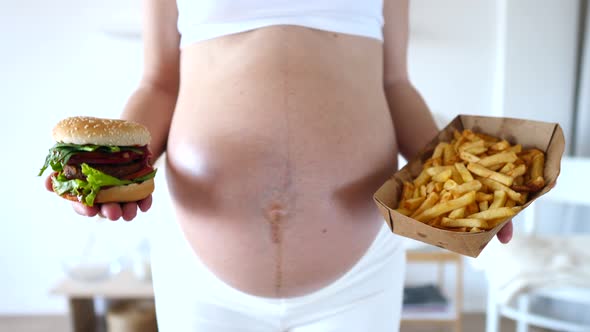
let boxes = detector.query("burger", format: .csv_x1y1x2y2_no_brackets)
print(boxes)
38,116,157,206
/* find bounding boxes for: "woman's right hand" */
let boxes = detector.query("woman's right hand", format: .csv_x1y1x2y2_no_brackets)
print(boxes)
44,175,152,221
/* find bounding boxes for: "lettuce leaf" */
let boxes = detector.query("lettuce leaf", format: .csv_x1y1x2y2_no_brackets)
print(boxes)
81,163,133,187
54,143,121,152
51,163,156,206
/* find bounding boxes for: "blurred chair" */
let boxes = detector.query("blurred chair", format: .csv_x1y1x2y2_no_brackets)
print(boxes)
480,157,590,332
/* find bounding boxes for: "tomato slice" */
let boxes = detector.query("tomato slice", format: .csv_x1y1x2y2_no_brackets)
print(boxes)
122,165,155,180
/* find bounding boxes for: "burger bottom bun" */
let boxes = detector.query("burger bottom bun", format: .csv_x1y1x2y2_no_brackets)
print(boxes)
59,178,155,205
96,178,155,203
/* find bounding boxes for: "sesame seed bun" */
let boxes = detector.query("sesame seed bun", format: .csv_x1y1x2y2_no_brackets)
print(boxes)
52,116,151,146
58,178,155,204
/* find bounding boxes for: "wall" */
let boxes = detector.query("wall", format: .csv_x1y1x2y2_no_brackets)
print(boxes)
500,0,579,148
408,0,498,119
0,0,155,314
406,0,579,312
0,0,580,315
499,0,581,237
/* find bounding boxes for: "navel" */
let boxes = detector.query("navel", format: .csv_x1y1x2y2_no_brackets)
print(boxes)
265,202,288,243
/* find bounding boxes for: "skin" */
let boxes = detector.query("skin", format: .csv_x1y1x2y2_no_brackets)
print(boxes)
43,180,512,243
45,0,512,296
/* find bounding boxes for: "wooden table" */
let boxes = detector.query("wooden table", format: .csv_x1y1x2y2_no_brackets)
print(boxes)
50,271,154,332
403,249,464,332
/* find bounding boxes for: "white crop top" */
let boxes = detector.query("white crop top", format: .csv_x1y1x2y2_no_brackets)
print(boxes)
176,0,384,47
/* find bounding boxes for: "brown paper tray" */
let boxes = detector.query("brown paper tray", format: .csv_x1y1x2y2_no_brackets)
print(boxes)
373,115,565,257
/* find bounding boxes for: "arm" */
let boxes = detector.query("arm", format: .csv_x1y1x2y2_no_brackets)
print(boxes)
382,0,438,161
382,0,512,243
121,0,181,162
101,0,180,219
45,0,181,221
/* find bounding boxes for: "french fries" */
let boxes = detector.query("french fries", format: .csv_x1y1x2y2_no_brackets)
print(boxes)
478,200,489,212
476,192,494,202
528,153,545,191
401,196,426,211
478,151,518,167
500,162,515,174
443,144,458,165
402,182,415,201
468,207,519,221
468,163,514,187
432,169,453,183
460,151,480,163
450,180,482,195
490,140,510,151
478,177,522,202
425,166,453,176
413,170,431,188
396,129,547,233
448,207,465,219
442,217,489,229
432,142,448,159
414,191,476,222
455,162,474,182
411,192,440,218
489,190,507,209
506,164,526,178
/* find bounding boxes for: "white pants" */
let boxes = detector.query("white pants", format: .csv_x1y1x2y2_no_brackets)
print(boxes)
150,220,406,332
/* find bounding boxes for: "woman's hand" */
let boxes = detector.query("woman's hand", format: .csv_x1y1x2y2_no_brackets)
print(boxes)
496,220,513,244
44,175,152,221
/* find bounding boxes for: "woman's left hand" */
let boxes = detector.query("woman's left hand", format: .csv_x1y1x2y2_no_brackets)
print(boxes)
496,221,513,244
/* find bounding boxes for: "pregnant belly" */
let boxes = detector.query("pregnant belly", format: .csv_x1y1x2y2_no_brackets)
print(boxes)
164,31,398,298
166,95,397,297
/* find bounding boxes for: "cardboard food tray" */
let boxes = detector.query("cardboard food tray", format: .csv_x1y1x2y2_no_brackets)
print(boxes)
373,115,565,257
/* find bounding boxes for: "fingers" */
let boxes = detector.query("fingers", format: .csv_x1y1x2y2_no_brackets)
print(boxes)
100,203,123,221
65,193,150,221
122,202,138,221
46,172,150,221
45,175,55,192
496,220,513,244
72,201,146,221
72,202,99,217
138,195,153,212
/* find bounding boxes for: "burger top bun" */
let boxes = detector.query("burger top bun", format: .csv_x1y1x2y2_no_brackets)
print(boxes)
52,116,151,146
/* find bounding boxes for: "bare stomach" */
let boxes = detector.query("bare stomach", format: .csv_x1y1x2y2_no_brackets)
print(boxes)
165,26,398,298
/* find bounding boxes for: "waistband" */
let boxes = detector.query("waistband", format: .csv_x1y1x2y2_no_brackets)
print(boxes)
201,222,404,309
179,15,384,47
151,217,404,309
